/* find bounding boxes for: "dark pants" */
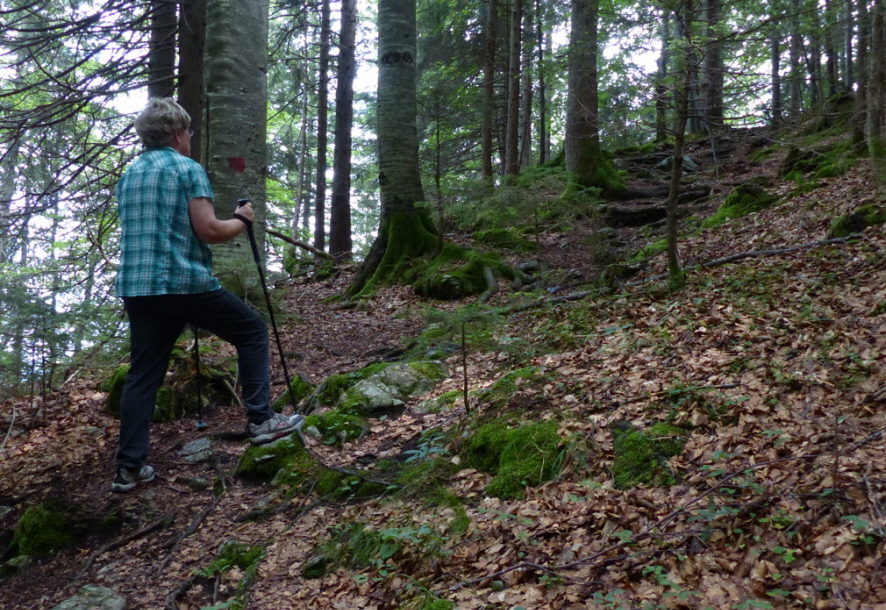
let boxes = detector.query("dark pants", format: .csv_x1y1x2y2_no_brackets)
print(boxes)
116,288,274,470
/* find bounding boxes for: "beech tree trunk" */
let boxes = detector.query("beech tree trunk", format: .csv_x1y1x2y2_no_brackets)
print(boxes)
204,0,269,288
314,0,331,253
148,0,177,99
329,0,356,259
565,0,600,187
346,0,436,298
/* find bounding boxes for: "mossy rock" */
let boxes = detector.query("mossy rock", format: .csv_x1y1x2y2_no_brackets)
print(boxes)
104,348,238,423
304,410,367,446
474,366,549,409
472,229,538,253
408,243,512,301
828,204,886,238
311,362,394,408
337,361,448,418
611,421,688,489
238,435,312,482
415,390,463,414
701,184,780,229
12,502,76,556
462,420,563,500
271,375,316,413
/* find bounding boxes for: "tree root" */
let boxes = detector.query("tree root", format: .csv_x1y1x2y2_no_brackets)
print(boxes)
155,499,219,575
76,510,176,579
477,266,499,303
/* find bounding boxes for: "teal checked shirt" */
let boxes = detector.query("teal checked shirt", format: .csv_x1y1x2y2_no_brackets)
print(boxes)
115,147,220,297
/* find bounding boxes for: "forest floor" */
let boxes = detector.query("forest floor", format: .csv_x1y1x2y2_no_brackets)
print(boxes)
2,125,886,610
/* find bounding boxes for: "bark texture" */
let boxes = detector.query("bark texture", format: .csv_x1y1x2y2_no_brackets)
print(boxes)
204,0,269,282
565,0,600,187
329,0,356,259
148,0,177,99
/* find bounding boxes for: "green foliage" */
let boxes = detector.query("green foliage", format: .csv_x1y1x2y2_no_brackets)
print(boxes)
238,435,311,481
194,541,265,610
12,503,75,556
305,410,367,446
611,422,688,489
271,375,316,412
462,420,563,499
828,204,886,238
701,185,780,229
475,366,551,409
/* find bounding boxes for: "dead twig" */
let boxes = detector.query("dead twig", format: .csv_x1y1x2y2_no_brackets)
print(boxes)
77,510,176,579
155,499,219,576
0,406,15,458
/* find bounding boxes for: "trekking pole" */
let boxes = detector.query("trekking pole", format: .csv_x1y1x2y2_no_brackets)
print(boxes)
192,325,208,429
235,199,299,414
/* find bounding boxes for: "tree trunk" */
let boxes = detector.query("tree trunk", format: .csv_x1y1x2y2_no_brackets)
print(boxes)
825,0,840,98
703,0,724,129
655,9,671,142
178,0,206,163
505,0,523,177
789,0,803,117
204,0,269,289
481,0,499,181
771,12,783,127
845,0,855,87
314,0,331,254
668,1,693,285
853,0,869,145
536,0,548,164
329,0,356,260
346,0,436,298
870,0,886,183
148,0,177,99
565,0,600,187
519,2,533,169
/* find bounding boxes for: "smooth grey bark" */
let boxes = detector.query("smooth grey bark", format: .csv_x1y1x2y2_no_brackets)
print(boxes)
481,0,499,181
178,0,206,163
204,0,269,284
329,0,356,259
505,0,523,177
148,0,177,99
565,0,600,187
346,0,431,298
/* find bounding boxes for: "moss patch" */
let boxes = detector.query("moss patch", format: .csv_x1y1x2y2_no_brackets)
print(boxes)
408,242,511,301
272,375,316,412
462,420,563,499
305,410,367,446
828,204,886,238
475,366,550,410
472,229,538,253
611,421,688,489
12,502,75,556
702,184,780,229
195,540,264,610
315,363,394,407
238,435,311,481
103,365,130,418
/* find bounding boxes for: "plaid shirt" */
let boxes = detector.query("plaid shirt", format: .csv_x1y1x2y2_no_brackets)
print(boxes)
115,147,219,297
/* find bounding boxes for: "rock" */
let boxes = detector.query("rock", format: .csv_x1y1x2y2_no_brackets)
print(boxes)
0,506,12,523
51,585,126,610
656,155,698,172
177,477,211,492
0,555,31,577
339,362,448,418
180,438,213,456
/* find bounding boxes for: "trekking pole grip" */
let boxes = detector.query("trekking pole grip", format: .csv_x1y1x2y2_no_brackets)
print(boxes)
236,198,261,263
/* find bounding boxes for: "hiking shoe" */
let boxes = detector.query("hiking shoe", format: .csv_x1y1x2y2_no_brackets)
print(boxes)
247,413,305,446
111,465,156,493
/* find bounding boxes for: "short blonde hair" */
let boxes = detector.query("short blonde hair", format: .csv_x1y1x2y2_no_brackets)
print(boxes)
134,97,191,147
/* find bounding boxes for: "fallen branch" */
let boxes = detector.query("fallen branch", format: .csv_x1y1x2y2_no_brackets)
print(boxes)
266,228,333,260
0,406,15,458
77,510,176,579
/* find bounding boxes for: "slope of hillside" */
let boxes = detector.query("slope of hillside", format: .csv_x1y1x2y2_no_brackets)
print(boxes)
1,127,885,610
